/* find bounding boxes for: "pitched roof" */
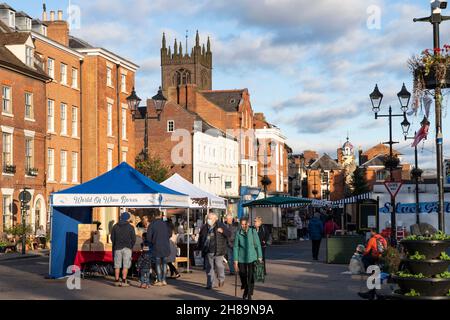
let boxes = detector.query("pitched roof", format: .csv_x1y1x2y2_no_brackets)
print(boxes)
15,11,31,18
362,143,402,157
0,19,11,32
68,35,94,49
360,154,386,167
0,32,50,81
0,3,15,11
0,32,30,45
309,153,342,170
200,90,244,112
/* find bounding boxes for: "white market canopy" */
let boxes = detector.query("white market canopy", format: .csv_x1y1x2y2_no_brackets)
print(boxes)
161,173,227,210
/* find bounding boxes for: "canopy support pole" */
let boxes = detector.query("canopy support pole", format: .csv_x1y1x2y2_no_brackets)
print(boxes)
187,207,190,273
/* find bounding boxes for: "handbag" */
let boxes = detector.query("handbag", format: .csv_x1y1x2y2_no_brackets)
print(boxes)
251,228,265,283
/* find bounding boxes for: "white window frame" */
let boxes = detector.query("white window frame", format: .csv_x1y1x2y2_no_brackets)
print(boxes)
2,129,13,170
25,136,34,172
60,150,67,182
2,193,13,232
106,67,113,87
71,106,78,137
122,151,127,163
107,148,113,171
71,68,78,89
47,99,55,133
25,92,34,120
2,86,12,115
121,108,127,140
60,63,67,85
71,152,78,183
25,46,33,67
107,103,113,137
121,74,127,93
60,103,67,135
167,120,175,133
47,148,55,182
47,58,55,79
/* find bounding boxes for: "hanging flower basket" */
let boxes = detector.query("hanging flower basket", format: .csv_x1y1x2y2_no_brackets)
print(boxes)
410,46,450,93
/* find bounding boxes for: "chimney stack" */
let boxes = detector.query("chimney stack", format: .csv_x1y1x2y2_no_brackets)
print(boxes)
57,10,63,21
50,10,55,21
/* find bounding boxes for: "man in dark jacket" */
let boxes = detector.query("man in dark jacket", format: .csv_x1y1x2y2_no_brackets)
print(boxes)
308,212,324,261
224,214,238,275
254,216,270,275
146,211,171,286
197,212,231,289
111,212,136,287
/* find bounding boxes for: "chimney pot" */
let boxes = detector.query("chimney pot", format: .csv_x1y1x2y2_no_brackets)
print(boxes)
50,11,55,21
43,11,47,21
57,10,63,20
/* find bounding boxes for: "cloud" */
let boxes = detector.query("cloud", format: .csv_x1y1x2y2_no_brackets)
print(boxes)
287,104,360,134
273,92,328,110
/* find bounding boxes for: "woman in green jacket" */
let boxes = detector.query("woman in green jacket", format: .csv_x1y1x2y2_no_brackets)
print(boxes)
233,217,263,300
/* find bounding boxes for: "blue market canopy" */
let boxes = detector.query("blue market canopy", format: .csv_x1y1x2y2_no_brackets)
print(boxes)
49,162,189,279
242,196,313,208
52,162,190,208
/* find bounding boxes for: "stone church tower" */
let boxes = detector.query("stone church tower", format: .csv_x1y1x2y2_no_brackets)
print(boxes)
160,31,212,97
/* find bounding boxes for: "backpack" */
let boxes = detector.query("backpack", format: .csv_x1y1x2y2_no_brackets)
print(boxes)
375,235,387,255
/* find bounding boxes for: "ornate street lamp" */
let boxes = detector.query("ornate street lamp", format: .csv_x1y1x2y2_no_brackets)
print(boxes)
126,87,142,119
128,87,167,160
401,116,411,137
369,84,383,114
397,83,412,112
151,86,167,119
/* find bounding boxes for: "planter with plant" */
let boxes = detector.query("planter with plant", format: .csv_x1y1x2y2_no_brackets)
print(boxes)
0,240,10,253
390,231,450,299
409,46,450,92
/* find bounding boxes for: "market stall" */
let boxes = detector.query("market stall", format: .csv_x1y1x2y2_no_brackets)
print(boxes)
242,196,312,242
161,173,227,270
49,162,190,279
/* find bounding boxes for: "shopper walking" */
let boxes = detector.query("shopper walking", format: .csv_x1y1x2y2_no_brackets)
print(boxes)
234,217,263,300
253,216,269,275
197,212,231,289
308,212,324,261
224,213,238,275
111,212,136,287
146,212,171,286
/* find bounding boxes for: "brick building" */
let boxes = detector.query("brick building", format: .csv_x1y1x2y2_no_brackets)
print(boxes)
0,3,139,235
254,112,289,195
0,7,51,233
306,154,344,200
157,33,259,197
359,143,411,189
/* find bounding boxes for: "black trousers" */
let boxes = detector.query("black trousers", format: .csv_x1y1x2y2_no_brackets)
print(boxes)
261,247,267,274
167,262,179,275
238,262,255,296
311,239,321,260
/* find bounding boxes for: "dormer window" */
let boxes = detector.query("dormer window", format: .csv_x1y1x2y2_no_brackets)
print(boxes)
25,46,33,67
9,11,15,28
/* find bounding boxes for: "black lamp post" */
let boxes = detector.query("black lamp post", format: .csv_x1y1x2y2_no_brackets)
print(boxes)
127,87,167,160
370,83,411,245
414,1,449,232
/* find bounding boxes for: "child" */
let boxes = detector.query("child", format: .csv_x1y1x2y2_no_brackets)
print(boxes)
136,243,152,288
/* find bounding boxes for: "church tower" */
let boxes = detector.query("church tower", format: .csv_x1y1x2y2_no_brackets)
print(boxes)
160,31,212,97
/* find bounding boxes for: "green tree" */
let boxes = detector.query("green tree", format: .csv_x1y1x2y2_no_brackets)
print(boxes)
135,153,170,183
351,168,370,195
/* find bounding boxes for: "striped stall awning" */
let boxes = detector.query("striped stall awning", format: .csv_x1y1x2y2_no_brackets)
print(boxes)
330,192,373,207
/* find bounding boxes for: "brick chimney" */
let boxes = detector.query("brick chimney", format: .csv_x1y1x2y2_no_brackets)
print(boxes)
177,84,197,112
44,9,69,46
